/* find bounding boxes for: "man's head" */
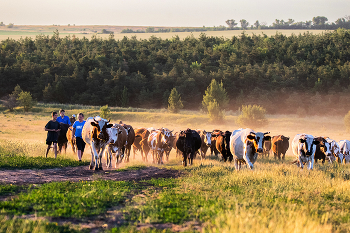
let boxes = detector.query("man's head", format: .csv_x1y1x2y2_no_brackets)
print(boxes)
52,111,58,120
59,109,65,117
78,113,84,121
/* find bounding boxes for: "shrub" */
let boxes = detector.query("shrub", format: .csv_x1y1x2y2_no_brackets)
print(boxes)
17,91,35,112
344,111,350,132
100,105,110,119
236,105,268,128
168,88,183,113
207,100,224,122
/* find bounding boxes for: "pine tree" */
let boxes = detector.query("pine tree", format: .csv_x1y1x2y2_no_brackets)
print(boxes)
168,88,183,113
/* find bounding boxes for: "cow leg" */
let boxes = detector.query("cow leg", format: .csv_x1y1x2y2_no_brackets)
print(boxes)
182,153,187,167
244,151,254,169
89,147,95,170
308,157,314,170
282,153,285,160
298,156,304,169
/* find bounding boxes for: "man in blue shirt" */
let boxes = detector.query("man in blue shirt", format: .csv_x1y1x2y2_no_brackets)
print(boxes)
57,109,71,125
72,113,86,161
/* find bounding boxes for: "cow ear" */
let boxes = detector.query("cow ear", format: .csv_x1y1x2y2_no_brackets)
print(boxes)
264,136,271,141
91,122,98,127
247,135,255,140
299,139,306,143
118,131,122,134
106,124,113,128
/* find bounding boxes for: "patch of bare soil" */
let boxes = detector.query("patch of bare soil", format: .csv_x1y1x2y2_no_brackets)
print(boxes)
0,165,181,185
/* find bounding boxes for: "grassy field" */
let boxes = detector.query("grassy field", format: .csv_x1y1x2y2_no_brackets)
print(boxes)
0,25,332,41
1,105,350,232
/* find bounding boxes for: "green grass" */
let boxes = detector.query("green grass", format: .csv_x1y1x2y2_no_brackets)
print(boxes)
0,180,137,218
0,154,89,169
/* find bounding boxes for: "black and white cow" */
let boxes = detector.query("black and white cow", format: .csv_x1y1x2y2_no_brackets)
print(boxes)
230,128,270,170
314,137,332,164
338,140,350,164
292,134,319,170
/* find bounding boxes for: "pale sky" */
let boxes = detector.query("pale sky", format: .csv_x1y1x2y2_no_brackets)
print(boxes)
1,0,349,27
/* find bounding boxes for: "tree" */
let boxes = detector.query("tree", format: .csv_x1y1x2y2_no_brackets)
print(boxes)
1,95,17,111
254,20,260,29
168,88,183,113
120,86,129,107
7,23,14,28
312,16,328,28
236,105,268,128
0,22,4,26
202,79,229,121
225,19,238,29
240,19,249,29
17,91,35,112
100,105,110,119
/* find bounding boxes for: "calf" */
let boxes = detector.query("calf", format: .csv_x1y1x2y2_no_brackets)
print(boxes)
292,134,319,170
262,140,271,157
133,128,150,162
176,129,201,166
66,126,76,153
314,137,332,164
326,138,342,163
82,116,116,170
216,131,233,162
230,128,271,170
105,124,128,168
197,130,212,159
148,130,167,164
338,140,350,164
271,135,290,160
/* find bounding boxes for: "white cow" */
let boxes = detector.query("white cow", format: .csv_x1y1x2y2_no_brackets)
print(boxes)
82,116,116,170
230,128,271,170
148,130,167,164
292,134,319,170
338,140,350,164
104,124,128,168
326,138,342,163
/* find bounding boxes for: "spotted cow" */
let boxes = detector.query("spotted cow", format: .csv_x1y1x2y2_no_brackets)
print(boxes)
291,134,319,170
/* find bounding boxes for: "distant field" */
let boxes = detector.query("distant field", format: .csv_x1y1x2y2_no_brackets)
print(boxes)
0,25,332,40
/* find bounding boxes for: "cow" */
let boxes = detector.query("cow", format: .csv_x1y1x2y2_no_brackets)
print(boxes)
197,130,212,159
57,123,70,154
291,134,319,170
326,138,342,163
230,128,271,170
148,130,167,164
120,123,135,163
271,135,290,160
161,128,175,162
338,140,350,164
314,137,332,164
216,130,232,162
176,129,201,166
210,129,222,156
133,128,151,162
105,124,128,168
70,115,76,125
66,126,76,153
262,140,271,157
82,116,116,170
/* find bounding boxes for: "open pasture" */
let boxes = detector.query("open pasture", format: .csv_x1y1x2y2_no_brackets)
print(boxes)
0,25,331,41
0,105,350,232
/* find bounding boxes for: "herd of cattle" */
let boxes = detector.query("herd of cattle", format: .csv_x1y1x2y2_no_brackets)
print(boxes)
56,116,350,171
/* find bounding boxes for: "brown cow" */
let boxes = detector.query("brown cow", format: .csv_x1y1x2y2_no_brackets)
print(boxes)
66,126,76,153
105,124,128,168
133,128,150,162
120,123,135,162
211,129,222,156
263,140,271,157
216,131,233,162
271,135,290,160
197,130,212,159
148,130,167,164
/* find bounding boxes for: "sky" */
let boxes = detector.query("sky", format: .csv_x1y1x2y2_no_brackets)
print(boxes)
1,0,349,27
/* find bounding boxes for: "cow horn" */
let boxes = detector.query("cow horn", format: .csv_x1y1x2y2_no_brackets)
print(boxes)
93,117,98,123
264,132,270,135
250,132,256,135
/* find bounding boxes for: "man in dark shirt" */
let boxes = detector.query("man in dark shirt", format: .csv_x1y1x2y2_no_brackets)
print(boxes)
45,111,61,158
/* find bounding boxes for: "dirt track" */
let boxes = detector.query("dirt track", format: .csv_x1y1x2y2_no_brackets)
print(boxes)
0,166,181,185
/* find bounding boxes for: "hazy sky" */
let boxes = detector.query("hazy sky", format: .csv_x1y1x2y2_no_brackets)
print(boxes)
1,0,349,27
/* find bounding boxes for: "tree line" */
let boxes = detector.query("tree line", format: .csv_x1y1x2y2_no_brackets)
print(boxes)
1,29,350,116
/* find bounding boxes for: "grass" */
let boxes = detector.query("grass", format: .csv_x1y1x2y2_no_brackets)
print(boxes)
0,180,137,218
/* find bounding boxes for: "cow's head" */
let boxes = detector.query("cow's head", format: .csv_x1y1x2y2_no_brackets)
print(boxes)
247,131,271,153
318,137,332,158
299,135,319,156
91,116,113,141
223,131,231,151
203,130,212,147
